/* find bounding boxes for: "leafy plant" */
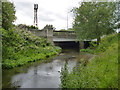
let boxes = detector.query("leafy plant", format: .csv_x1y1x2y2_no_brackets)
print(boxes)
89,41,97,48
80,49,86,52
61,33,118,88
2,27,61,69
72,2,115,45
2,1,16,30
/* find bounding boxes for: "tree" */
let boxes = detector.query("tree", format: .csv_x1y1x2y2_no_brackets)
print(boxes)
2,1,16,30
72,2,116,45
29,25,38,29
114,2,120,30
42,24,56,31
17,24,38,30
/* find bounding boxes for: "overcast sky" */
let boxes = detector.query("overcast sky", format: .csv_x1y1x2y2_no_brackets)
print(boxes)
8,0,81,30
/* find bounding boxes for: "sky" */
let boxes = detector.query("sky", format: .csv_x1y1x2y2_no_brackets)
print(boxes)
8,0,81,30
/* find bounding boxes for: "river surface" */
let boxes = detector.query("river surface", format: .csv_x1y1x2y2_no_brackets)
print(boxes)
2,49,94,88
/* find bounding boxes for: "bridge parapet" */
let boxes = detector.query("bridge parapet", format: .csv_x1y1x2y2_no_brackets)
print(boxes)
28,29,53,38
53,31,76,39
28,29,46,37
28,29,53,43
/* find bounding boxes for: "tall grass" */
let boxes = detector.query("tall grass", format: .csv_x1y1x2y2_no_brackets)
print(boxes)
61,33,118,88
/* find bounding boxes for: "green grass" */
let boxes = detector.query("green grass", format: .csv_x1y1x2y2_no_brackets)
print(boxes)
80,34,118,54
61,33,118,88
2,27,61,69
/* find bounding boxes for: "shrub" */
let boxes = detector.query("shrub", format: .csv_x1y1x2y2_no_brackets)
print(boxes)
2,27,61,69
80,49,86,52
61,33,118,88
89,41,97,48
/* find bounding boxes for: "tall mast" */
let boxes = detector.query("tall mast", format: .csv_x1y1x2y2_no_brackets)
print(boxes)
34,4,38,27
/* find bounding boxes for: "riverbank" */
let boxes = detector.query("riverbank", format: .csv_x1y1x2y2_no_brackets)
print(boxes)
2,27,61,69
2,48,89,88
61,33,118,88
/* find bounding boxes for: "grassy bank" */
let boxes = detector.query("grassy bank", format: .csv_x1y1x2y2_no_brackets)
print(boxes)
61,33,118,88
2,27,61,69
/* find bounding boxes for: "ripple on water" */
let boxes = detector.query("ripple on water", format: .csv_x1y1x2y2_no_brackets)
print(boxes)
2,49,94,88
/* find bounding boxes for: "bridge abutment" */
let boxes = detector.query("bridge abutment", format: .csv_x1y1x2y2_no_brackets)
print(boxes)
28,29,91,50
46,29,53,44
79,41,84,49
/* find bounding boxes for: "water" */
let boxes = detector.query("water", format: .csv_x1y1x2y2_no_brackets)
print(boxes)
2,49,94,88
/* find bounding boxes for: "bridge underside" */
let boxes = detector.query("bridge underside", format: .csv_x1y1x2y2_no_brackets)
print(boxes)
54,40,91,50
54,41,79,52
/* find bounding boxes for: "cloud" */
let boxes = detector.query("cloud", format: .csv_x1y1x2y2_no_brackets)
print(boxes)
11,0,80,30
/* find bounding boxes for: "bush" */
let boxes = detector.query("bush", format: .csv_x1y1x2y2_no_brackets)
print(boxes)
95,34,118,53
80,49,86,52
2,27,61,69
2,2,16,30
89,41,97,48
80,34,118,54
80,48,94,54
61,33,118,88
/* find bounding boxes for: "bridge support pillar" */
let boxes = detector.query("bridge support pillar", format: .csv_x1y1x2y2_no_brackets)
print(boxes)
79,41,84,50
46,29,54,44
47,37,53,44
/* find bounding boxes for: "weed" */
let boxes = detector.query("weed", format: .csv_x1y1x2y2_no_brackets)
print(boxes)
61,33,118,88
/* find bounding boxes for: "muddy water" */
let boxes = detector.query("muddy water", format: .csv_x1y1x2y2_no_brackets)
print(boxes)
2,49,94,88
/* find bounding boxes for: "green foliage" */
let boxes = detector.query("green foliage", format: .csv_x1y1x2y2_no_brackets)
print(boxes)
42,24,56,30
60,29,66,31
95,34,118,53
113,2,120,28
0,2,2,26
18,24,38,30
29,25,38,29
2,27,61,69
80,49,86,52
1,0,61,69
2,2,16,30
60,29,74,31
80,41,97,53
72,2,116,45
80,34,118,54
68,28,74,31
80,48,94,54
61,34,118,88
89,41,97,48
60,61,69,88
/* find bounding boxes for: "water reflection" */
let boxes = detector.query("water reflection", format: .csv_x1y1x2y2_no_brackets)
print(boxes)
2,49,94,88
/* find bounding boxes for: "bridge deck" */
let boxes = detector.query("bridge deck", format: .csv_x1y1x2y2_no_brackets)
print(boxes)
53,38,77,42
53,38,97,42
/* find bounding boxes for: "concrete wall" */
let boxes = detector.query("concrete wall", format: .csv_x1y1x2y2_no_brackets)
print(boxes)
29,30,75,39
53,31,76,39
28,29,87,49
28,29,53,43
28,29,46,37
46,29,53,44
29,29,53,37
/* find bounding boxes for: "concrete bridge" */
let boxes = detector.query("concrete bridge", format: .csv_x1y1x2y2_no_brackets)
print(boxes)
28,29,96,49
53,31,76,42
